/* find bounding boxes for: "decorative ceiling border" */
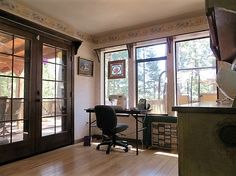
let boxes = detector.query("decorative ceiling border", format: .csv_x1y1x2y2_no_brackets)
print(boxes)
1,0,209,47
93,15,209,48
0,0,93,42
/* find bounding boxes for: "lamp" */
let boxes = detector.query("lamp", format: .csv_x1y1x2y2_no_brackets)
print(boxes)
216,59,236,107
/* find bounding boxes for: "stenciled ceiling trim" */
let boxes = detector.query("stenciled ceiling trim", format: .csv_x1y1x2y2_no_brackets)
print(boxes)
1,0,209,48
0,0,93,42
93,15,209,48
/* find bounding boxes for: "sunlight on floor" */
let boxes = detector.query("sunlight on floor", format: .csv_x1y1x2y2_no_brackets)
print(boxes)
91,142,145,152
154,151,178,158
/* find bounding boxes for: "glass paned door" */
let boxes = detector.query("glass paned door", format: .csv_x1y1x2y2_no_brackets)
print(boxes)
0,16,75,164
41,44,67,137
36,37,72,153
0,30,30,145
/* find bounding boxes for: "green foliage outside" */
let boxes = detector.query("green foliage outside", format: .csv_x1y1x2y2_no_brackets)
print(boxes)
176,38,217,103
136,45,167,113
104,50,129,104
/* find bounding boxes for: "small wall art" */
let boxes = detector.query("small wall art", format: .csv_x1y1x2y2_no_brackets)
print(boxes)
78,57,93,77
108,60,126,79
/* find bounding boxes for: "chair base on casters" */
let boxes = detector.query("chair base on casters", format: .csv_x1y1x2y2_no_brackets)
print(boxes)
96,135,128,154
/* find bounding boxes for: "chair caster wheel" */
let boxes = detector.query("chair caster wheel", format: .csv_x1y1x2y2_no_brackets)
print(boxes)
96,145,100,150
124,148,128,152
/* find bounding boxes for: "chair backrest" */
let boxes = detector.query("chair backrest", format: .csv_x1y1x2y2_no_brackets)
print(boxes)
94,105,117,131
0,96,7,121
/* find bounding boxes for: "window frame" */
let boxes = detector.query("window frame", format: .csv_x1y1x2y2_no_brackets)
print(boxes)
103,48,129,105
135,43,168,113
174,36,218,105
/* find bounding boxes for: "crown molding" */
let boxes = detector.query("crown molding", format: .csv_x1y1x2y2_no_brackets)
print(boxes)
93,15,209,48
1,0,209,48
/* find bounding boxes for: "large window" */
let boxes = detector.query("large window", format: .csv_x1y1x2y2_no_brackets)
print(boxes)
175,37,217,104
136,43,167,114
104,50,129,106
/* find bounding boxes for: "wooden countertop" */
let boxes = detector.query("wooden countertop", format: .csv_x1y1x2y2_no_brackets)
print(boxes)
172,101,236,114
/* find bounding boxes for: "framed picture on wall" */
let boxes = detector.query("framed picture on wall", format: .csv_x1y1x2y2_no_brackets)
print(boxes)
78,57,93,76
108,60,126,79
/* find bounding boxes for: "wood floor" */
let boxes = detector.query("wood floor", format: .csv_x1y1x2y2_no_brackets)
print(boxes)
0,143,178,176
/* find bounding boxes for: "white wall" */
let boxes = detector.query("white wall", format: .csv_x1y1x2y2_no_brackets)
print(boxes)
74,41,98,141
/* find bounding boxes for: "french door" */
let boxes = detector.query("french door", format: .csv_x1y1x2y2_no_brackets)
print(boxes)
35,36,73,153
0,19,74,164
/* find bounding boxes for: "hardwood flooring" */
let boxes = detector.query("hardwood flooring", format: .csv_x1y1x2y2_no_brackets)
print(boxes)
0,143,178,176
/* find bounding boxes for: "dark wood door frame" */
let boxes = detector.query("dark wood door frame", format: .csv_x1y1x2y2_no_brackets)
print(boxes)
0,9,81,165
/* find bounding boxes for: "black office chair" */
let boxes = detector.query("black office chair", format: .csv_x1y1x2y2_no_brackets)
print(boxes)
94,105,129,154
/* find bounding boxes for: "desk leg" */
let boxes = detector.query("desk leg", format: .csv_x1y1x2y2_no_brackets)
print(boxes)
136,115,138,155
89,112,91,146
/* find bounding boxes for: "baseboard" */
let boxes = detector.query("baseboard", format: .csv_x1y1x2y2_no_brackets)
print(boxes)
74,138,84,144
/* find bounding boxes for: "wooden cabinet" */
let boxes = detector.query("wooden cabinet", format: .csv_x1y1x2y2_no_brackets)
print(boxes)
173,102,236,176
206,0,236,63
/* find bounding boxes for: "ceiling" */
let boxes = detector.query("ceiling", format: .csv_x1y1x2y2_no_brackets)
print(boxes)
17,0,205,36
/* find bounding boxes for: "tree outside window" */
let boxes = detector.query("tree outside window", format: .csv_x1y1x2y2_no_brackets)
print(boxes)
175,37,217,104
104,50,129,106
136,44,167,114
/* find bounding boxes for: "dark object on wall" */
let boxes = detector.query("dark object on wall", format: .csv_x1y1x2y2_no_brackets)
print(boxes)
206,1,236,63
219,125,236,147
78,57,93,76
108,60,126,79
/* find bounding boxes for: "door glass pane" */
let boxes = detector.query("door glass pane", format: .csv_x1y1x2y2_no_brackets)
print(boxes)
42,117,55,136
13,78,24,98
43,62,55,80
5,99,24,121
42,99,55,117
56,65,66,81
56,116,63,133
12,120,25,143
42,44,68,136
56,82,65,98
0,76,12,97
0,32,13,54
56,99,67,115
14,56,25,77
14,37,25,57
43,45,55,63
42,81,55,98
0,54,12,76
56,49,66,65
0,31,29,145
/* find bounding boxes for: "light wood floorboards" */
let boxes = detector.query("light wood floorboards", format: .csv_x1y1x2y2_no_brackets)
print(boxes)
0,143,178,176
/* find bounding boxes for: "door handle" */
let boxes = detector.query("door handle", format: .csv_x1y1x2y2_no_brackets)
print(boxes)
36,90,41,102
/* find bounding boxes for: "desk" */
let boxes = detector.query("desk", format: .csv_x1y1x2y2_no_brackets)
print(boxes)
85,108,147,155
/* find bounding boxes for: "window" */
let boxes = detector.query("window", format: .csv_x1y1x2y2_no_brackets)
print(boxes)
104,50,129,106
136,43,167,114
175,37,217,105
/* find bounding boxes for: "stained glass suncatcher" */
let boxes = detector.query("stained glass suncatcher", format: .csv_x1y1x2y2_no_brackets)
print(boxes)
108,60,126,79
